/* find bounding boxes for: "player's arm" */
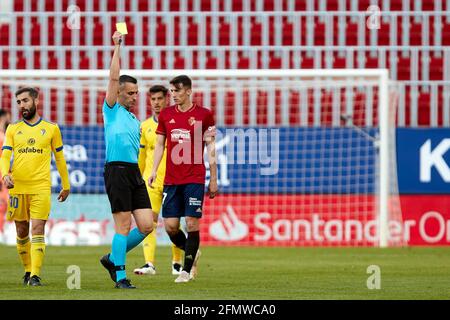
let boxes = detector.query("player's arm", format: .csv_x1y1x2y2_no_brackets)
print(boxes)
52,125,70,202
105,31,123,107
205,134,218,199
0,125,14,189
148,134,166,188
138,124,147,175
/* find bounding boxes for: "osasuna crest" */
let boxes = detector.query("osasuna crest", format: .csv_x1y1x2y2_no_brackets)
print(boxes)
188,117,196,126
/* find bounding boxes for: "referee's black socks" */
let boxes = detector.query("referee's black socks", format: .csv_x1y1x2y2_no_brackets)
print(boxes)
183,231,200,273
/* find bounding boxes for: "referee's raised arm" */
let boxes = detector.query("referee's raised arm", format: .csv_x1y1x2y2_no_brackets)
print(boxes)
105,31,123,107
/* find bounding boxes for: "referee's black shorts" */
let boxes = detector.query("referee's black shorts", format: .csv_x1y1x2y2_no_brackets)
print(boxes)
103,161,151,213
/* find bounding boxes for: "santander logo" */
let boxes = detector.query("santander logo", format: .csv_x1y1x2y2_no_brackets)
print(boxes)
209,206,249,241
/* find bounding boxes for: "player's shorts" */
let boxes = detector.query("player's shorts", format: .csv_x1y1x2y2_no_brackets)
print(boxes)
161,184,205,219
6,192,51,222
103,161,151,213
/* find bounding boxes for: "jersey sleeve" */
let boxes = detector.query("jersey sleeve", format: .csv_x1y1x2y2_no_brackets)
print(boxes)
52,125,70,190
155,110,167,135
203,109,216,141
0,125,14,177
51,124,64,153
2,125,14,151
102,100,119,122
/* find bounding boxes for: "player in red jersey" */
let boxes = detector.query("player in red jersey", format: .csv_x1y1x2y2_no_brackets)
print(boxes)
149,75,218,283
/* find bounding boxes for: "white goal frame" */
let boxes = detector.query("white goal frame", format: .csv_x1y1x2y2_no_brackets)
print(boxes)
0,68,391,247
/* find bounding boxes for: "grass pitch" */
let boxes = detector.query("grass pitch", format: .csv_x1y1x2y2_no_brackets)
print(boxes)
0,245,449,300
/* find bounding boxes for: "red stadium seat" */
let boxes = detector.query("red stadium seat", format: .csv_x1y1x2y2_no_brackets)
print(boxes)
187,17,198,45
0,24,9,45
204,16,212,45
442,21,450,45
44,0,54,11
173,51,185,69
294,0,307,11
142,52,153,69
250,17,262,45
333,53,346,69
79,51,90,69
264,0,275,11
16,51,26,69
269,52,282,69
418,91,431,126
14,0,24,11
138,0,148,11
300,53,314,69
232,0,243,11
33,51,41,69
201,0,212,11
326,0,339,11
1,51,9,69
429,54,444,80
237,52,250,69
390,0,404,10
218,17,230,45
30,18,41,46
169,0,180,11
65,51,72,69
282,17,293,45
156,17,166,45
47,51,58,69
16,17,24,46
409,20,423,46
314,19,325,46
106,0,117,11
93,18,104,46
397,55,411,80
96,51,104,69
205,51,217,69
345,20,358,46
377,21,391,45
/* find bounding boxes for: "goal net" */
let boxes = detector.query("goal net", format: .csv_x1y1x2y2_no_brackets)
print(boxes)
0,69,402,247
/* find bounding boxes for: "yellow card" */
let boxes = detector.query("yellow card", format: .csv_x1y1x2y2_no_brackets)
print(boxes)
116,22,128,35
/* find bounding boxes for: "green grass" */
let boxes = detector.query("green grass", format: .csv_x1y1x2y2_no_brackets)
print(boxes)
0,245,450,300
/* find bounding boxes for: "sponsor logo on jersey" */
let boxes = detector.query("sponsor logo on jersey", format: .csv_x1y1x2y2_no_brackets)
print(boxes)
171,128,191,142
41,129,46,136
17,146,44,154
27,138,35,146
169,119,176,124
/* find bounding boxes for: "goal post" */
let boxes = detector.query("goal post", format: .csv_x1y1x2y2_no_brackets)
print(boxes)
0,69,400,247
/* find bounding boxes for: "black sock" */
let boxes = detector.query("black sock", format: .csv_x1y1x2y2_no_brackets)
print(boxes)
183,231,200,273
169,230,187,251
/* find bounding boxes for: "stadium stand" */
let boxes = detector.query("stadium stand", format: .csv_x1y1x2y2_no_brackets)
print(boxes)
0,0,449,126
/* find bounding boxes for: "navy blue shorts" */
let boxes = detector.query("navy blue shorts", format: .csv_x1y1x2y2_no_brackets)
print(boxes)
162,184,205,218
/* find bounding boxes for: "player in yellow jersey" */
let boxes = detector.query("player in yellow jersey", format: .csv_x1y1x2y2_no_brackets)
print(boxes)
0,87,70,286
133,85,184,276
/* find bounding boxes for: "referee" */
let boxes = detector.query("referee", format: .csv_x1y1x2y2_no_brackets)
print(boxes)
99,31,153,289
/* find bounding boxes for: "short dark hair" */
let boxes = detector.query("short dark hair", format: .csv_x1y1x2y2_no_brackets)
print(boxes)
149,85,168,96
119,75,137,85
15,87,39,99
169,75,192,89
